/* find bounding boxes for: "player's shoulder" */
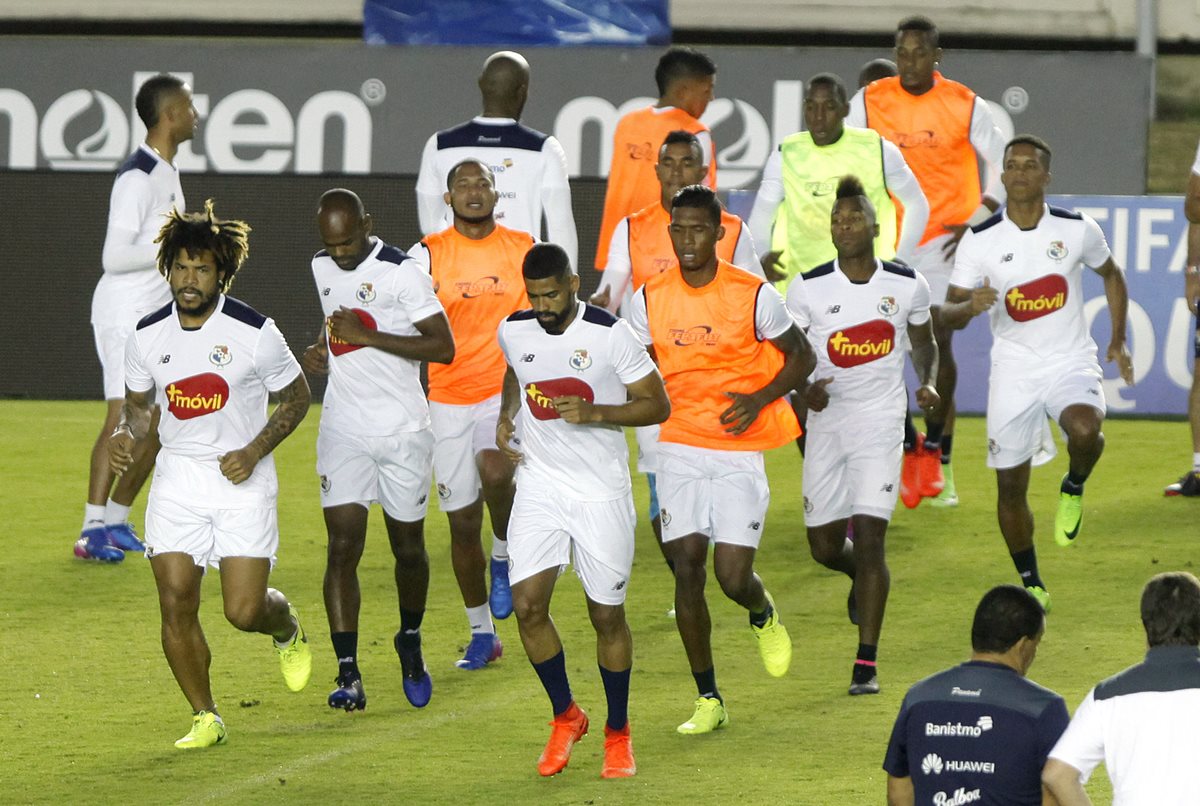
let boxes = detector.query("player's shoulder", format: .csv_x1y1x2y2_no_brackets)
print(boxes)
437,118,548,152
505,309,539,324
801,261,837,282
580,303,619,329
376,242,410,266
880,260,917,280
219,296,268,330
1046,205,1084,222
115,148,157,179
136,301,174,331
969,210,1006,235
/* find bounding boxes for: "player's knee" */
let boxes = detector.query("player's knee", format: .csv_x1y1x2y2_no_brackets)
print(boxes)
671,554,707,591
588,604,626,637
713,564,751,601
807,534,842,565
512,593,549,626
223,599,263,633
478,460,514,495
158,588,201,625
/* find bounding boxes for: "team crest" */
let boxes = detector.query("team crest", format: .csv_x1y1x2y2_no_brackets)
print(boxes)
803,496,813,514
988,439,1000,456
437,483,451,500
1046,241,1068,261
320,475,331,493
877,296,899,316
356,282,376,303
569,349,592,371
209,345,231,366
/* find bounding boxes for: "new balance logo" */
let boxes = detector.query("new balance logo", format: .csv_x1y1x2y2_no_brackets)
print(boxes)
1001,253,1013,263
749,520,761,531
826,304,841,314
880,483,893,492
520,353,536,362
158,354,171,364
322,288,331,296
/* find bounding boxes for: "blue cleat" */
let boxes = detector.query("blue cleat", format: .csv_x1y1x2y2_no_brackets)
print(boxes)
74,527,124,563
394,632,432,708
106,523,145,552
327,673,367,712
455,632,503,670
490,558,513,620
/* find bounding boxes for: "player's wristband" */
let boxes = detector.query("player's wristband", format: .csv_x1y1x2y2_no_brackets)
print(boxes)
111,424,133,439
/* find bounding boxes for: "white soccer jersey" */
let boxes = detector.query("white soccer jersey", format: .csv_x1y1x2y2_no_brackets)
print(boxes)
950,205,1112,364
124,295,301,507
787,259,931,422
312,238,445,437
498,301,656,501
1192,139,1200,175
92,145,184,326
415,116,578,269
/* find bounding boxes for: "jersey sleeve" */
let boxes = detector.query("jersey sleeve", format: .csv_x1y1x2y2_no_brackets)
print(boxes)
881,696,912,777
1046,689,1105,783
415,134,446,236
609,318,658,384
1081,214,1114,269
102,172,159,275
733,223,764,277
599,218,633,313
395,263,446,325
882,140,930,264
908,272,932,327
697,129,717,188
755,283,794,341
970,98,1008,205
1035,696,1072,765
254,320,303,393
123,330,154,393
784,274,812,329
949,230,984,291
626,287,652,345
406,242,432,274
748,149,784,254
541,136,579,271
846,89,868,128
496,319,510,362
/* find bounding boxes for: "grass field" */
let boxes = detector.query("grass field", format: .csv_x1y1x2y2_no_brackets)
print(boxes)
1,402,1195,805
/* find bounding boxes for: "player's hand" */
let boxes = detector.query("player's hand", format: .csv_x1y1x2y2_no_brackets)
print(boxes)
1186,270,1199,316
108,427,136,475
301,341,329,376
218,447,261,485
969,277,999,315
588,286,612,310
941,224,969,260
804,377,834,413
761,251,787,284
552,395,597,425
1107,341,1134,386
496,417,523,464
328,307,372,346
719,391,765,435
915,384,940,413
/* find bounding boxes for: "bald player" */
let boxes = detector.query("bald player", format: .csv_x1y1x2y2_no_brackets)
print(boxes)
416,51,577,271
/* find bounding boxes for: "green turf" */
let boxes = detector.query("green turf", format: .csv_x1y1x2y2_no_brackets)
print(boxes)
1,401,1195,804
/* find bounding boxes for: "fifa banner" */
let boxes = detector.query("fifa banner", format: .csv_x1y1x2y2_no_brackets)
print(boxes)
363,0,669,46
0,38,1150,193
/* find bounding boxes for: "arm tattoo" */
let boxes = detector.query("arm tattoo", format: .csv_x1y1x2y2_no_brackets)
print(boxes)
121,389,154,440
249,373,311,460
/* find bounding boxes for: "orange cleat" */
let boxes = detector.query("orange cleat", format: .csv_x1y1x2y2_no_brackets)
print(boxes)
915,438,945,499
537,702,589,777
900,435,923,509
601,723,637,779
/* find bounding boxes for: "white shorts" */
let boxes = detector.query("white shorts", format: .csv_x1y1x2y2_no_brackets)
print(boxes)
316,426,434,521
93,323,133,400
802,419,903,526
634,423,659,474
987,359,1106,470
913,234,954,305
145,494,277,570
430,395,501,512
656,442,770,548
507,488,636,606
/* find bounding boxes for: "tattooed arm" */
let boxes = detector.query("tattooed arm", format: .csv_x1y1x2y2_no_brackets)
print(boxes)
108,386,155,475
219,372,311,484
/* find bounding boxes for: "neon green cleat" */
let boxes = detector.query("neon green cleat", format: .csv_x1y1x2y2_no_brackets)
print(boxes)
929,462,958,508
276,605,312,692
751,590,792,677
676,697,729,735
1054,477,1083,547
1026,585,1052,613
174,710,227,749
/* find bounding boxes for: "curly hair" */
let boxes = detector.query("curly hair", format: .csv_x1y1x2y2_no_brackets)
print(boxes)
155,199,251,292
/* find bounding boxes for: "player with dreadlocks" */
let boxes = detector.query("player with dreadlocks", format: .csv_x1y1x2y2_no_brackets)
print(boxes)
109,200,315,749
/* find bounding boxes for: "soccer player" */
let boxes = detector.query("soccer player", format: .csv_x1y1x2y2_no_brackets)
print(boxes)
787,176,938,695
942,135,1133,612
77,74,197,563
884,585,1068,806
415,51,577,271
1164,139,1200,496
496,243,670,777
748,73,928,289
302,189,455,711
108,201,313,748
628,185,815,734
594,46,718,274
848,16,1011,507
407,159,533,668
858,58,898,89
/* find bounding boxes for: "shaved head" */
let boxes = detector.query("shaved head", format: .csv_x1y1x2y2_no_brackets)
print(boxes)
479,51,530,118
317,188,372,271
318,188,365,222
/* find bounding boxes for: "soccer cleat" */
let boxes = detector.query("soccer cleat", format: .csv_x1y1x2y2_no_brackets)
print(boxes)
847,582,859,626
490,558,513,620
601,723,637,779
848,675,881,696
1054,475,1084,547
676,696,728,735
174,710,227,749
900,437,923,509
276,606,312,692
1164,470,1200,497
105,522,145,552
751,591,792,677
537,702,589,777
327,673,367,711
929,463,958,508
914,440,946,498
1026,585,1052,614
74,527,124,563
455,632,503,670
395,632,433,708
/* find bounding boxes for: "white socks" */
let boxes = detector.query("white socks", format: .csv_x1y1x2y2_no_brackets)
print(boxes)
467,604,494,635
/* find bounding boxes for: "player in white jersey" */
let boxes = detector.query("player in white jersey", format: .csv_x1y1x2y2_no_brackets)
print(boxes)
1164,139,1200,496
108,201,313,749
943,135,1133,612
301,189,455,712
496,244,669,778
415,51,578,271
787,176,938,696
76,74,198,564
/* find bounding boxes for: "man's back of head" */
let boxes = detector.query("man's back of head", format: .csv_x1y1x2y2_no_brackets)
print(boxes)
478,51,530,119
1142,572,1200,648
971,585,1045,670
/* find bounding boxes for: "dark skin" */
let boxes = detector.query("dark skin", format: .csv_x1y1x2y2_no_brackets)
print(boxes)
478,51,530,121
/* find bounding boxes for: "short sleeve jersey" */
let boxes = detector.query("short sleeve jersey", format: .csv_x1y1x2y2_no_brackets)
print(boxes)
125,295,301,507
950,205,1112,364
497,301,656,501
883,661,1070,806
91,145,184,324
311,238,445,436
787,259,930,423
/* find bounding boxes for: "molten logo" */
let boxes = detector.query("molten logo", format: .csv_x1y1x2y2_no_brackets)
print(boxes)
455,276,508,298
327,308,377,356
523,377,595,420
1005,274,1068,322
669,325,720,347
166,373,229,420
827,319,895,367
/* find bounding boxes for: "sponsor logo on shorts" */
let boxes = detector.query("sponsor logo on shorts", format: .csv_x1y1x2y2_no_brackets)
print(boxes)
749,520,761,531
1046,240,1068,261
951,686,982,697
669,325,720,347
356,282,376,303
803,496,813,514
322,287,331,296
880,483,893,492
925,717,992,738
437,482,451,500
660,509,671,526
209,344,232,367
417,494,427,505
327,308,378,356
933,788,982,806
320,474,331,493
613,579,627,591
523,377,595,420
827,319,896,367
1005,274,1068,322
988,439,1000,456
1001,253,1013,263
569,349,592,371
456,276,509,298
877,296,899,316
165,373,229,420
